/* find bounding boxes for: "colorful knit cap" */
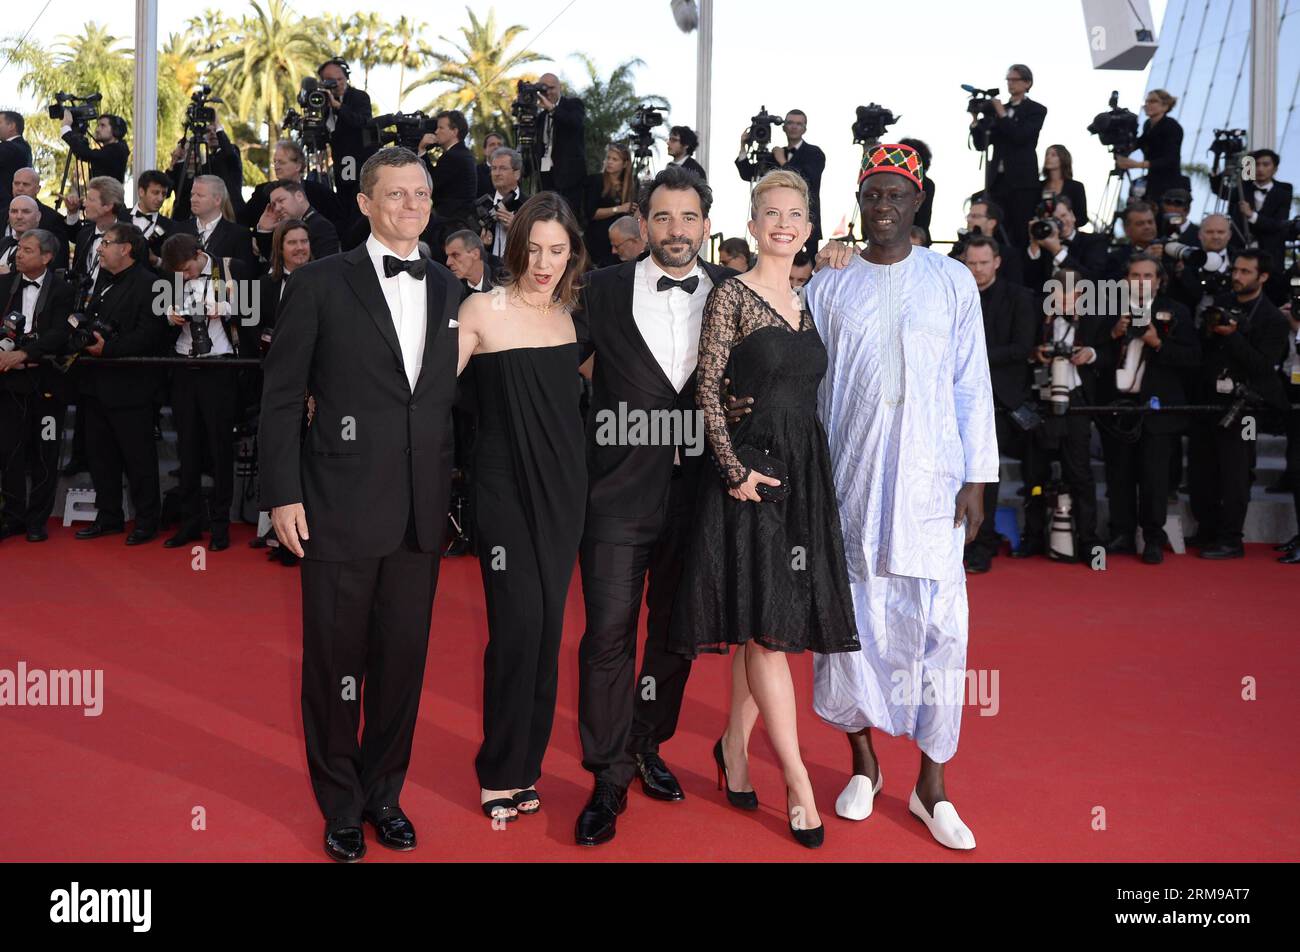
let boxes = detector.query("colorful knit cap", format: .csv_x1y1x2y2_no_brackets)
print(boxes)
859,144,925,190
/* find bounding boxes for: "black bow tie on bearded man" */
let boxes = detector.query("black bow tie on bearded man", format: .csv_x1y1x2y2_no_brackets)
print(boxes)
383,255,427,280
656,274,699,294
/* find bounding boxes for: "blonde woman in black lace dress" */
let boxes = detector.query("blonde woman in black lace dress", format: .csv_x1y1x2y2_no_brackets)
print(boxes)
669,170,858,848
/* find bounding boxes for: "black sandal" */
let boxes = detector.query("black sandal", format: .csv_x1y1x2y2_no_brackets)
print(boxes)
512,789,541,814
481,798,518,821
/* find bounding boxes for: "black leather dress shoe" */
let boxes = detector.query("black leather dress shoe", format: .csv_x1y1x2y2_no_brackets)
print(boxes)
126,528,157,546
363,806,416,851
575,781,627,846
634,753,684,801
75,522,124,540
163,529,202,548
1141,543,1164,565
1010,542,1044,559
1279,547,1300,564
1104,535,1137,555
209,531,230,552
964,558,991,574
1200,544,1244,560
1274,534,1300,552
324,823,366,863
26,528,48,543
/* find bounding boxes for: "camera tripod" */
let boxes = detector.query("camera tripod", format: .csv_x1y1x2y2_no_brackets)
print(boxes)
1093,156,1133,239
1210,152,1253,247
52,134,92,214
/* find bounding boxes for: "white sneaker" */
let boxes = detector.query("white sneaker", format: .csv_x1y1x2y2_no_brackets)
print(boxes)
834,769,883,821
908,788,976,850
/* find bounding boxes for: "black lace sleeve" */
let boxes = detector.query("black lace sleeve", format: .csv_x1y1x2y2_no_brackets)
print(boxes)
696,278,749,488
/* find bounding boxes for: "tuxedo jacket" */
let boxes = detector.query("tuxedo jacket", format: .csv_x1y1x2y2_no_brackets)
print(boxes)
77,262,167,408
0,136,33,207
239,178,346,233
679,156,707,182
173,216,256,266
460,255,508,297
62,133,129,182
327,87,377,173
736,142,826,233
476,162,494,198
1232,179,1295,260
1023,229,1109,290
987,97,1047,190
978,277,1038,410
429,141,481,230
0,269,76,394
578,257,736,545
1034,311,1109,405
71,221,118,278
258,243,462,561
1095,297,1201,433
168,131,246,221
253,208,340,264
1197,293,1291,409
530,97,588,193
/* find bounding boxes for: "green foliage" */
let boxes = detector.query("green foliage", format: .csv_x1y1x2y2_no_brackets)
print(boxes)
571,54,669,175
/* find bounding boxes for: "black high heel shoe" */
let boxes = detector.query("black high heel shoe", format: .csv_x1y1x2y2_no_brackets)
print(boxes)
786,787,824,849
713,738,758,810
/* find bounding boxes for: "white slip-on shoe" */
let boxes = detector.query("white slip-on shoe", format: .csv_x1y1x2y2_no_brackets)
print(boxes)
908,787,976,850
834,769,884,821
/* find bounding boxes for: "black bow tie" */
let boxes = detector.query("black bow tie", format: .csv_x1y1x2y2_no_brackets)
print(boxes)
657,274,699,294
383,255,427,280
134,212,154,223
20,278,39,290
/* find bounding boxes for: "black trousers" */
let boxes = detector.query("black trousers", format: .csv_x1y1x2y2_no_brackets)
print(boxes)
989,178,1038,249
171,366,236,532
82,395,160,531
1189,415,1252,545
578,476,694,788
1022,398,1099,551
540,173,585,222
1101,427,1175,546
966,410,1023,561
299,515,440,826
1287,383,1300,524
0,387,64,531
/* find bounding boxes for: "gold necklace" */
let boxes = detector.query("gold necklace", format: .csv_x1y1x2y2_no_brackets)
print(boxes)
512,290,557,315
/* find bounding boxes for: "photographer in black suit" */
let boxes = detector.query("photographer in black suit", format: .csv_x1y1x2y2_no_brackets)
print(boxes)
1115,90,1188,209
1232,150,1294,306
252,180,340,265
8,168,70,255
129,170,175,269
1096,255,1201,564
736,109,825,254
0,112,32,209
475,131,505,198
959,235,1037,573
0,230,76,542
240,139,345,234
68,177,127,284
260,147,462,863
531,73,587,217
1024,194,1108,288
173,175,254,266
1188,251,1291,559
61,113,129,183
979,64,1046,249
953,197,1023,287
0,196,42,272
419,110,478,232
318,57,376,227
72,224,166,545
167,115,246,223
668,125,706,181
479,147,527,260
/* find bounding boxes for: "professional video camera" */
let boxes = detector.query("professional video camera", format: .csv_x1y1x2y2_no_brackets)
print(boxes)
0,312,39,353
746,106,785,148
1209,128,1247,162
962,84,999,151
1087,91,1139,157
511,80,547,150
184,85,223,137
46,92,102,132
851,103,899,147
363,112,437,153
628,103,664,157
1030,190,1063,242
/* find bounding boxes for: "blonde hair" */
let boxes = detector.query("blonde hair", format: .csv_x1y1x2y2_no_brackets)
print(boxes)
1148,89,1177,111
749,168,810,221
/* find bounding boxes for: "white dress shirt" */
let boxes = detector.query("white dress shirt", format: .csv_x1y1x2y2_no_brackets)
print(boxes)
366,234,428,391
194,214,221,249
13,269,45,333
1249,181,1273,223
490,187,520,258
632,255,712,392
174,254,234,357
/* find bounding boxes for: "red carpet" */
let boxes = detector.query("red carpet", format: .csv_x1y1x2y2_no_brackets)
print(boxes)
5,524,1297,862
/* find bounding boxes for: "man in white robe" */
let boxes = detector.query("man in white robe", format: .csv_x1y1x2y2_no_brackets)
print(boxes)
806,144,999,850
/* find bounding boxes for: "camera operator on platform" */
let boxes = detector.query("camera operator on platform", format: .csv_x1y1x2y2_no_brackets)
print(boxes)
736,110,825,255
531,73,587,216
1024,193,1107,289
62,112,129,183
0,112,33,210
318,57,376,226
419,110,478,233
1230,149,1293,307
977,64,1046,250
668,126,706,181
1115,90,1187,209
167,112,245,223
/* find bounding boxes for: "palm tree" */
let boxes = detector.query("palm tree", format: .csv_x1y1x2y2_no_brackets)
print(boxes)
571,54,670,175
201,0,332,143
337,11,388,89
404,6,547,135
387,16,436,111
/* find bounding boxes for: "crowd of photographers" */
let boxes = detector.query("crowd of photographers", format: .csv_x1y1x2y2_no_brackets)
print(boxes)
0,56,1297,568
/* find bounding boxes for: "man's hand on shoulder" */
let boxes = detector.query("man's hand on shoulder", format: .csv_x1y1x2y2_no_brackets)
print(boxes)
815,241,855,272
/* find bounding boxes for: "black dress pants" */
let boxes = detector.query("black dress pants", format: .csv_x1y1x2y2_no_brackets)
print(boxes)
0,387,64,531
299,514,440,826
83,394,160,531
1022,396,1099,552
1188,415,1252,546
578,476,694,788
966,410,1023,562
1102,427,1175,547
171,365,236,532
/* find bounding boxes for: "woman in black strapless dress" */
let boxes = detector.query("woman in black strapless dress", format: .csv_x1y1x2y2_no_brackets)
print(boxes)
457,193,589,823
669,170,858,848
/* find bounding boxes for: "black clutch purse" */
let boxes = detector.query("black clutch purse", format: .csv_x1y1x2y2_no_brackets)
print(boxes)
735,444,790,502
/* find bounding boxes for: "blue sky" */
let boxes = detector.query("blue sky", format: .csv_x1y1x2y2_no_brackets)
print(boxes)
0,0,1168,240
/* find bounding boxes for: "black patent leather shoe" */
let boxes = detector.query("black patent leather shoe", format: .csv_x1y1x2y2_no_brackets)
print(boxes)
1200,544,1244,560
26,528,48,543
575,781,627,846
1279,547,1300,564
363,806,416,851
634,752,684,801
163,528,202,548
1104,535,1137,555
209,530,230,552
75,522,124,540
125,528,157,546
1274,534,1300,552
324,823,366,863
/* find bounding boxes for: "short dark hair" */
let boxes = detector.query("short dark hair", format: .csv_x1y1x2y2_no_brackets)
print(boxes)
22,228,59,259
1051,193,1074,212
445,229,485,256
971,196,1004,222
786,109,807,121
360,147,430,198
669,125,698,154
718,237,749,262
910,225,932,246
1123,201,1155,223
136,169,174,194
1127,251,1167,283
637,163,713,217
105,222,146,264
1234,249,1273,277
270,179,306,199
103,114,128,140
899,138,931,170
793,249,812,269
436,110,469,142
963,234,1001,256
1249,148,1280,167
0,111,23,135
1009,63,1034,86
160,232,203,273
